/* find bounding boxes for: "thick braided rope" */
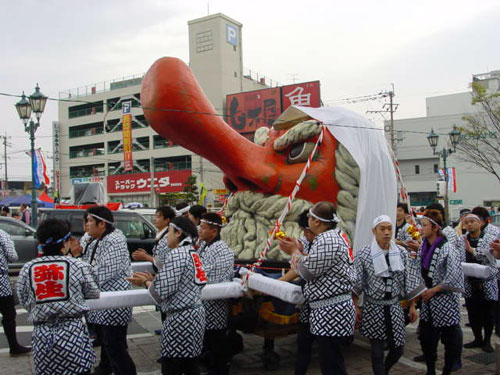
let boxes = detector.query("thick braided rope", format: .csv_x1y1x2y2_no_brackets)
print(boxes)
242,123,326,287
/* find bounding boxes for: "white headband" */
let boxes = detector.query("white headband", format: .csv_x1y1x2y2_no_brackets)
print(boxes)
200,219,223,227
169,222,183,233
89,213,114,225
422,216,441,228
308,208,339,223
464,214,481,222
176,206,190,216
372,215,392,229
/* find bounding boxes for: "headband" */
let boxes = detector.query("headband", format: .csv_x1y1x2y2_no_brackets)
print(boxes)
308,208,339,223
37,232,72,251
169,222,184,233
200,218,223,227
422,216,441,228
463,214,481,222
372,215,392,229
176,206,191,216
460,210,472,217
89,213,114,225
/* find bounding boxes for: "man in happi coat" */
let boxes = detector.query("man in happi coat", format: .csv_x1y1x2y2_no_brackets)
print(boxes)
354,215,424,375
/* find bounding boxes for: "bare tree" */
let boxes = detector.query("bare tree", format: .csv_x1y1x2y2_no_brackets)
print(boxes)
457,82,500,185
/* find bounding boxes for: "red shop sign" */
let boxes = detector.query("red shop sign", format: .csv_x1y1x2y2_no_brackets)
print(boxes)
107,170,191,194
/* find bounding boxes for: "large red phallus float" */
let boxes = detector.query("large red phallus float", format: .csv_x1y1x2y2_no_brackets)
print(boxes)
142,57,360,260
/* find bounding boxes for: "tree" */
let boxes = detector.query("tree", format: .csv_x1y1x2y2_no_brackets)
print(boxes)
183,175,199,203
457,82,500,185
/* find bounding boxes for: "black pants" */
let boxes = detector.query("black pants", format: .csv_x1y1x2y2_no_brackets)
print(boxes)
95,324,137,375
419,320,462,375
315,335,349,375
295,323,315,375
465,297,496,344
370,339,403,375
204,329,230,374
162,357,200,375
0,294,21,350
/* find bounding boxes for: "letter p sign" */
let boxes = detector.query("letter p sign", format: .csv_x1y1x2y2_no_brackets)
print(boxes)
226,24,237,46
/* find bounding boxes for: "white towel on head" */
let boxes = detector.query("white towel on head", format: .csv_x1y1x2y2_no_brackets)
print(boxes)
370,237,404,277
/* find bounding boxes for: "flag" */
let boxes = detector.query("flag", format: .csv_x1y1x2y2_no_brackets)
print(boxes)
439,167,457,193
198,183,208,206
28,149,50,188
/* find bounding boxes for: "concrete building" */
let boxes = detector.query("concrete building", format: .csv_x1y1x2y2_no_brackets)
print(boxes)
56,13,273,206
390,70,500,219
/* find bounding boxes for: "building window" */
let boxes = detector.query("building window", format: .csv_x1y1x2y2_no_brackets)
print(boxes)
196,30,213,53
68,101,104,119
415,165,420,175
434,164,438,173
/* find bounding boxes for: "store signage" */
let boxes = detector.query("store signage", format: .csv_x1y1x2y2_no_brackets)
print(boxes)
226,24,238,46
107,170,191,194
122,101,133,171
71,176,104,184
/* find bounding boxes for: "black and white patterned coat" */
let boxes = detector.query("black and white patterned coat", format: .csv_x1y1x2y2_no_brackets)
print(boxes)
149,244,207,358
293,229,356,337
463,225,499,301
153,231,170,270
16,256,100,375
198,237,234,330
418,239,464,327
354,244,423,347
0,229,18,297
442,225,465,262
82,229,133,326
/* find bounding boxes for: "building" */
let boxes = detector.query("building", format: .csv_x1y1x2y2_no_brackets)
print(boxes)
390,70,500,218
56,13,275,205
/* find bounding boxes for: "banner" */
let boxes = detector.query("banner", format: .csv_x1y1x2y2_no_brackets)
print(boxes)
107,170,191,194
122,101,133,171
438,167,457,193
30,149,50,188
52,121,61,192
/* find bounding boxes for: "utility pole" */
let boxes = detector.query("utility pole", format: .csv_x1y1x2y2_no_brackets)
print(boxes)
0,133,11,192
150,157,156,208
366,84,399,152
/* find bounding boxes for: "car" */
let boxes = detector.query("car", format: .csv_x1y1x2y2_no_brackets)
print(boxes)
38,208,157,257
121,208,156,225
0,217,38,270
491,213,500,227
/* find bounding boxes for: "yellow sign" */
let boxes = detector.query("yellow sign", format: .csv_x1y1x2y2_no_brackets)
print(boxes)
213,189,229,195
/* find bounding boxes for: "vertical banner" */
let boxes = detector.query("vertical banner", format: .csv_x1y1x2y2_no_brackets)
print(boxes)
122,101,133,171
52,121,60,194
439,167,457,193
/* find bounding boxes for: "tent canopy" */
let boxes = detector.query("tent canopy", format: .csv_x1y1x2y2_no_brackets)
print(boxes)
0,194,54,208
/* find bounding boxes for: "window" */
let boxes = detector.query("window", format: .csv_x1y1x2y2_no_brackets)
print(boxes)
68,101,104,118
415,165,420,175
0,222,26,236
433,164,438,173
196,30,213,53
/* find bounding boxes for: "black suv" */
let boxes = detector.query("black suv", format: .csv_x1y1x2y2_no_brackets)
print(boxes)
39,208,157,257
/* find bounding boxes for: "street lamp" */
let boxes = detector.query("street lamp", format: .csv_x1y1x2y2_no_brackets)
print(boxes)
15,84,48,228
426,125,461,223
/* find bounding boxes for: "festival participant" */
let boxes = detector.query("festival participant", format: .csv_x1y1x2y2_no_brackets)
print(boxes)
0,229,30,355
462,208,498,352
426,203,463,260
279,201,355,375
395,203,412,248
353,215,422,375
418,209,463,375
76,206,136,375
1,206,10,216
175,201,190,217
16,219,99,374
127,216,206,375
197,212,234,375
188,205,208,228
278,210,316,375
455,208,471,236
132,206,176,266
491,240,500,259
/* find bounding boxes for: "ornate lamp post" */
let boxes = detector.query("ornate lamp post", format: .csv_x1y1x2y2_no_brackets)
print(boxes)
15,84,48,227
426,125,461,223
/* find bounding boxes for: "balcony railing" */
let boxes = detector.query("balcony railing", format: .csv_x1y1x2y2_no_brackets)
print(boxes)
69,149,105,159
69,127,104,138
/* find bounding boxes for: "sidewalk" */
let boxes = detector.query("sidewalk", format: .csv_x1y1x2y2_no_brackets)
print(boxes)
2,305,497,374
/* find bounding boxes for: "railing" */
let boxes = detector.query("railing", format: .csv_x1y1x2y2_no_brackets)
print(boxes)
153,140,178,149
69,127,104,139
68,106,104,119
242,67,281,87
59,74,144,99
155,161,191,171
69,149,105,159
70,171,105,178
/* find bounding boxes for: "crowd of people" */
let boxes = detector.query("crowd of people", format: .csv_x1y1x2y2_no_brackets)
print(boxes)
0,200,499,375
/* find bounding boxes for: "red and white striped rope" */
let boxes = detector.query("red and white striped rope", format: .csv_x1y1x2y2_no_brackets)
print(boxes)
243,123,326,286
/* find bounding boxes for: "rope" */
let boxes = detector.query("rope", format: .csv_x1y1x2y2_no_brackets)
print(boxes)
242,123,326,290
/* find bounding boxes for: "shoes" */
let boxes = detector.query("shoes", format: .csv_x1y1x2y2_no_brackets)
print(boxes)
451,360,462,372
464,340,482,349
413,354,425,362
482,342,494,353
91,367,112,375
9,345,31,356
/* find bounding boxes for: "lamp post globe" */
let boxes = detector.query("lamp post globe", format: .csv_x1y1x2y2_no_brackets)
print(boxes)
15,92,32,126
449,124,461,149
427,128,439,152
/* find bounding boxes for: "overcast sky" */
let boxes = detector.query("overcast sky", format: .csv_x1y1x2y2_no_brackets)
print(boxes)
1,0,499,181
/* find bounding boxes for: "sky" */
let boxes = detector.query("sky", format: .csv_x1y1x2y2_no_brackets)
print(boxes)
1,0,499,181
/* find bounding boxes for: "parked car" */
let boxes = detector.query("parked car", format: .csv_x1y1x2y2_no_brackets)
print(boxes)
121,208,156,225
39,208,157,257
0,217,38,270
